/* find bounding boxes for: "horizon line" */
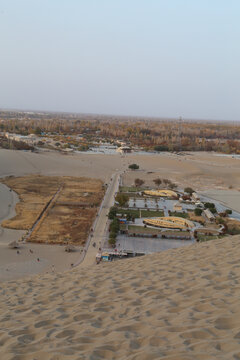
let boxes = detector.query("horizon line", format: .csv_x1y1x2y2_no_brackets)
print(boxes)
0,107,239,124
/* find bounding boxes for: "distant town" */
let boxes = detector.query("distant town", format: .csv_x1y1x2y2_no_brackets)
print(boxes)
0,110,240,154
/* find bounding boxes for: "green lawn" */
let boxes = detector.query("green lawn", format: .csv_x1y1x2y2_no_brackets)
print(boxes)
169,211,189,219
197,234,221,242
116,208,164,218
119,186,146,193
141,209,164,217
128,225,161,234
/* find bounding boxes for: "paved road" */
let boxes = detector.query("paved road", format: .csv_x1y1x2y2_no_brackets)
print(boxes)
76,172,120,268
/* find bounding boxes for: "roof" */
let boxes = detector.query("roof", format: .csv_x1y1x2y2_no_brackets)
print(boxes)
144,189,178,198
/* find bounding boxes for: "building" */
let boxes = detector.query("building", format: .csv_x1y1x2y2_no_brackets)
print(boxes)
192,192,200,202
203,209,215,222
173,202,182,211
144,189,178,199
116,146,132,154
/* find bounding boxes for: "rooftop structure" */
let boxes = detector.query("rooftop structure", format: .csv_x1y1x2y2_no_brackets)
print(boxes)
192,192,200,202
173,202,183,211
143,189,178,198
203,209,215,222
143,217,194,230
116,146,132,154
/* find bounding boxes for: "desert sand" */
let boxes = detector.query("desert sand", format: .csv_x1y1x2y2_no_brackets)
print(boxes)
0,236,240,359
200,189,240,213
0,149,239,190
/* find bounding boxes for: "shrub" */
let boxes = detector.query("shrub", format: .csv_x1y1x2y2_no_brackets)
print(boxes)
129,163,139,170
184,187,194,195
108,237,116,246
115,193,129,207
216,217,225,225
204,202,217,213
110,218,120,233
154,145,169,152
108,206,117,219
194,208,203,216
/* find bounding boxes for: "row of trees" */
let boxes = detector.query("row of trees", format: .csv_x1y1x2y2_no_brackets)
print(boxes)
1,111,239,154
133,177,178,190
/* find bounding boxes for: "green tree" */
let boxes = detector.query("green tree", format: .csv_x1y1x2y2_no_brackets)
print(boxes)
115,193,129,207
108,206,117,219
109,218,120,232
154,145,169,152
204,202,217,213
108,236,116,246
184,187,194,195
194,208,203,216
129,163,139,170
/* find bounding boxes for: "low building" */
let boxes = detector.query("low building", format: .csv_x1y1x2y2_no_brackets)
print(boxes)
173,202,182,211
116,146,132,154
192,192,200,202
203,209,215,222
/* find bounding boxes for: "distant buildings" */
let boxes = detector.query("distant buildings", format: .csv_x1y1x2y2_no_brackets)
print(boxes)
4,133,39,145
116,146,132,154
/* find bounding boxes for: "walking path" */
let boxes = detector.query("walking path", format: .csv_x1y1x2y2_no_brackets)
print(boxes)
75,172,121,268
22,184,63,242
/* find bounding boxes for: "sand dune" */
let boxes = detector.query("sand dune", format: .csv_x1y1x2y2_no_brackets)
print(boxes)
1,236,240,359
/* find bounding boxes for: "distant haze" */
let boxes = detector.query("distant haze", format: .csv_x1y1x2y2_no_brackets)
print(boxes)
0,0,240,121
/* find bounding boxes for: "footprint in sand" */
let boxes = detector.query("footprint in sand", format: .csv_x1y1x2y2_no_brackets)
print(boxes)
35,319,54,328
55,329,75,339
215,316,239,330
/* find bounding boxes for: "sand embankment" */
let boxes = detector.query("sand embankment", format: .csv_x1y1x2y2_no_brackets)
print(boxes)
0,236,240,359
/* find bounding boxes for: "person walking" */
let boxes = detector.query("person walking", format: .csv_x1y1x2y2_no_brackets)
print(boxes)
96,248,102,264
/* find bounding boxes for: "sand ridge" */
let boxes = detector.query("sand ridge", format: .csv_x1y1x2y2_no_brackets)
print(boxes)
0,236,240,359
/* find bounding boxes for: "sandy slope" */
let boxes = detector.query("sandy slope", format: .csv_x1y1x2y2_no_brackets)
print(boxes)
1,236,240,359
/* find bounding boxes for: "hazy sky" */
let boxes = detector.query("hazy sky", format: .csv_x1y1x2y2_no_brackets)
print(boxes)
0,0,240,121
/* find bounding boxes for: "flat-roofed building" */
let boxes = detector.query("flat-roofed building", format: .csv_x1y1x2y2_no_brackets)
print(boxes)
203,209,215,222
173,202,182,211
192,192,200,202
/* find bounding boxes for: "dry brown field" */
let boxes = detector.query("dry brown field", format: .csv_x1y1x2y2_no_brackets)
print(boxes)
1,175,104,245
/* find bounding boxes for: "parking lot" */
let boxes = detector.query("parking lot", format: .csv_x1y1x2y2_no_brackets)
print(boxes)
116,234,194,254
